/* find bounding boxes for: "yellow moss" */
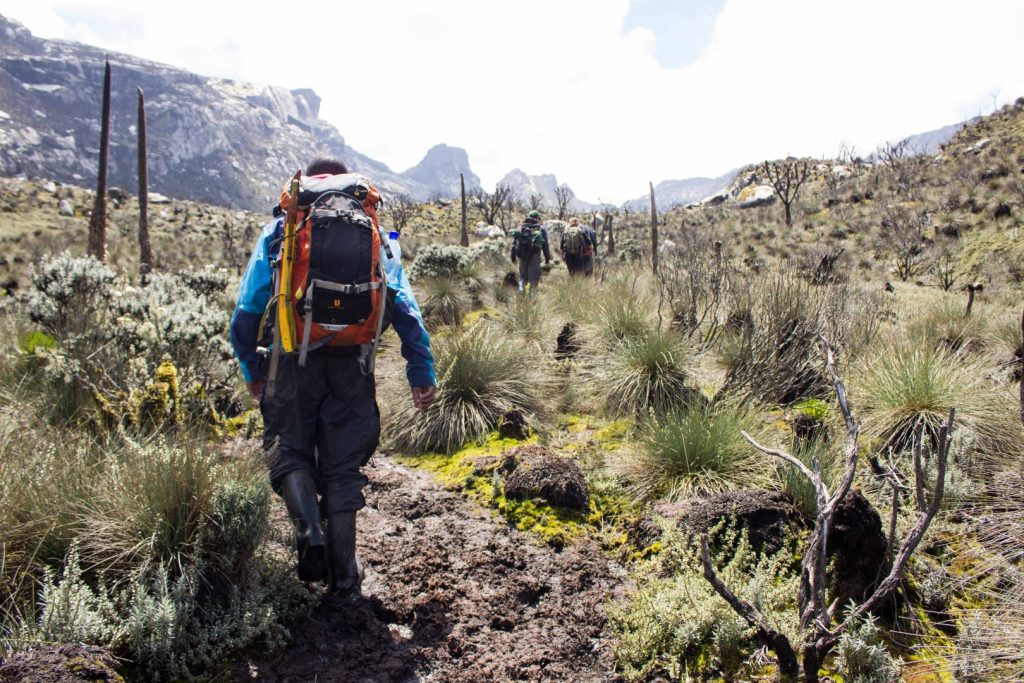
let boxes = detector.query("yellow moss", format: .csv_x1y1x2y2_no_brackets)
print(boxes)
593,418,632,449
559,414,588,433
463,307,498,326
400,431,634,548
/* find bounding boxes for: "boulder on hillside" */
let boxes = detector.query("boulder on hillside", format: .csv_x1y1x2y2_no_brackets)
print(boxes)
831,165,852,179
475,224,504,238
700,190,729,206
736,185,775,208
149,192,171,204
58,198,74,216
502,445,590,511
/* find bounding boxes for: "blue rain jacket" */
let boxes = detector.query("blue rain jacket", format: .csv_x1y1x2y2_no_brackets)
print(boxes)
230,216,435,387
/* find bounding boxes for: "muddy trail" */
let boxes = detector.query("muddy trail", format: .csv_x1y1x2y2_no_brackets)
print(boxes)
242,456,629,683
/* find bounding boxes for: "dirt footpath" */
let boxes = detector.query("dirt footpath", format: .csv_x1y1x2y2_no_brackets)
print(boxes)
243,456,628,683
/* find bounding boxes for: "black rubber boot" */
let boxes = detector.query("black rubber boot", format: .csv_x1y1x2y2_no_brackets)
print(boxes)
279,471,328,583
326,512,364,601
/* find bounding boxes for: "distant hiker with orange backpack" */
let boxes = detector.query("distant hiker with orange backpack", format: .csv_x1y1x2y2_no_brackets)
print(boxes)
560,217,594,277
510,209,551,293
229,157,436,601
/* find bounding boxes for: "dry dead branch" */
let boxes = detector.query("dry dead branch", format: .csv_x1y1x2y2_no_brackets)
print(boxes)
702,337,952,682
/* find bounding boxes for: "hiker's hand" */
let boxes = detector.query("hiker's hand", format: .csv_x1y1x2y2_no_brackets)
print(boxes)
411,385,437,411
246,380,264,401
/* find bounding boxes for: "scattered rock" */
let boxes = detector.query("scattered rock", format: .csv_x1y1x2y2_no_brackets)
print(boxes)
0,644,124,683
968,137,991,153
555,322,581,360
831,165,852,179
41,180,57,193
736,184,775,209
700,190,729,206
828,490,890,606
149,192,171,204
502,271,519,289
496,408,530,440
58,198,74,216
474,224,504,238
672,489,804,553
503,445,590,510
107,187,129,202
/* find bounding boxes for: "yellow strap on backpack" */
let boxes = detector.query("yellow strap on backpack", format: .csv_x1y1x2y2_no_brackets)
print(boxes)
277,170,302,353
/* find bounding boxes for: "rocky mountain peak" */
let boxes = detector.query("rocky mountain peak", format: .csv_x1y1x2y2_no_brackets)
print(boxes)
403,144,480,197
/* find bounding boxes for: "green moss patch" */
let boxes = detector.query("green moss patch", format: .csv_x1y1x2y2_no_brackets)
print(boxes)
399,432,634,548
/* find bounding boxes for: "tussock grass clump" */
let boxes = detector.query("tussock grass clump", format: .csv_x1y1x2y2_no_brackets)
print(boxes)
497,291,546,339
388,323,550,454
715,273,847,406
419,276,469,330
906,297,989,353
594,327,700,417
616,406,771,502
851,340,1024,462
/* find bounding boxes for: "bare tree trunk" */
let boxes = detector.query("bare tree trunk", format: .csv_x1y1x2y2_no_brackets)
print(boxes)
965,282,983,316
649,181,658,274
88,58,111,262
606,213,615,255
460,173,469,247
137,85,153,280
1020,307,1023,428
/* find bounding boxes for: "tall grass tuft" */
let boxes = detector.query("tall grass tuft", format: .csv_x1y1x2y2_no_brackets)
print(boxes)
616,406,772,502
851,339,1024,463
388,323,550,453
594,327,701,417
497,291,547,340
419,276,469,330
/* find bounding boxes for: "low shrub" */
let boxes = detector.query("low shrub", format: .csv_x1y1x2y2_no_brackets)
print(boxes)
19,253,237,431
608,521,799,681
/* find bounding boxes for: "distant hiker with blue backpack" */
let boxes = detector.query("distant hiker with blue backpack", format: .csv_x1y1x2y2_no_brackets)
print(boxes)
510,209,552,293
230,157,436,601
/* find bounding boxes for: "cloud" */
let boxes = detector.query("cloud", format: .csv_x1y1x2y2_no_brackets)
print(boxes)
1,0,1023,202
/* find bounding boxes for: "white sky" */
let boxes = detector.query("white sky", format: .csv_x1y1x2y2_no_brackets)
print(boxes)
3,0,1024,203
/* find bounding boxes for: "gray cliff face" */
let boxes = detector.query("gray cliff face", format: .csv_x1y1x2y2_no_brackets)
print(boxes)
403,144,481,197
0,15,469,210
497,168,596,212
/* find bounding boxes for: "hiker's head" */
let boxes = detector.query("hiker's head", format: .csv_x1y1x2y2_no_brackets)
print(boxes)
528,210,542,220
306,157,349,176
568,217,579,226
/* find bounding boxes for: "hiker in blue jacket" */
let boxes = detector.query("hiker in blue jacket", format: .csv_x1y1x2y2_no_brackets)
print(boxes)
230,157,436,600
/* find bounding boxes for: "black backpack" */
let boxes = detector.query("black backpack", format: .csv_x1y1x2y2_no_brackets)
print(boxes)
516,222,543,259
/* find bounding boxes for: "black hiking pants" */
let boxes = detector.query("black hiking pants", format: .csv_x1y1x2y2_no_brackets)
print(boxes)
261,352,380,516
564,254,585,275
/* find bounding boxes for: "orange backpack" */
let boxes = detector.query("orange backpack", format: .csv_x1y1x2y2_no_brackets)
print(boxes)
272,173,390,371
